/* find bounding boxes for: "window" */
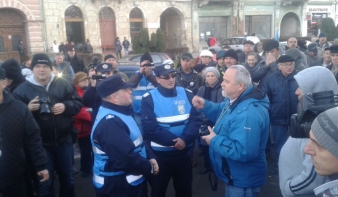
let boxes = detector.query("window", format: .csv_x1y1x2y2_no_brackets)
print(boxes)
245,15,271,39
199,16,228,42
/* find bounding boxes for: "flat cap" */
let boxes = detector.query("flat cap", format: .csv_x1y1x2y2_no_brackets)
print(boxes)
278,55,295,63
263,40,279,51
330,44,338,53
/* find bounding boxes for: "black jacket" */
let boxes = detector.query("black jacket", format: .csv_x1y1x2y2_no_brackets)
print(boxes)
261,70,298,125
0,91,48,188
83,85,101,123
64,54,85,73
13,75,83,145
175,68,204,95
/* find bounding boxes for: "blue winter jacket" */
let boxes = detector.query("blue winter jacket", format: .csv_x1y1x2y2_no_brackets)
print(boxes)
201,85,270,188
261,70,298,125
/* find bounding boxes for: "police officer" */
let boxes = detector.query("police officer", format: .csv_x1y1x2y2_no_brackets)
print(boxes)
142,64,202,197
91,75,159,197
129,53,158,132
83,63,114,123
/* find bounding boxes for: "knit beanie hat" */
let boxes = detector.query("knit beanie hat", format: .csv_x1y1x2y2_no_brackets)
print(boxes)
73,71,89,85
216,50,226,60
224,49,238,61
140,53,153,63
104,54,115,61
31,53,52,69
319,32,326,38
311,107,338,158
203,67,220,79
194,64,207,73
0,58,22,79
200,50,213,58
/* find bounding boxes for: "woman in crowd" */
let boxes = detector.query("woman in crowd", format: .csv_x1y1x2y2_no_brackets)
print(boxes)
196,67,224,174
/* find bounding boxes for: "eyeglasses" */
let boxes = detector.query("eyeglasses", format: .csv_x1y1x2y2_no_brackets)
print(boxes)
280,63,295,68
159,73,176,80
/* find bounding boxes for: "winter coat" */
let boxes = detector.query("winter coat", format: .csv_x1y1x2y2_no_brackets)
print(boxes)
201,85,270,188
175,68,204,95
0,91,48,188
73,86,92,138
261,70,298,125
13,74,83,145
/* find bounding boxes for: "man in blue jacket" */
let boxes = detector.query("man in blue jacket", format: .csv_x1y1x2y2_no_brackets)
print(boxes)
261,55,298,174
142,63,202,197
91,75,159,197
192,65,270,197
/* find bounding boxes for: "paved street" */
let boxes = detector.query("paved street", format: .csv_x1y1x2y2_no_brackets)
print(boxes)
54,145,283,197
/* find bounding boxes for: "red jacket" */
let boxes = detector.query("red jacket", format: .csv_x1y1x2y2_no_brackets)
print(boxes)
209,37,216,46
74,85,92,138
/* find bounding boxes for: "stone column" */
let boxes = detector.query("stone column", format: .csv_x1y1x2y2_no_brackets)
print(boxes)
301,2,308,37
232,1,239,36
274,2,280,40
238,2,245,36
192,1,200,52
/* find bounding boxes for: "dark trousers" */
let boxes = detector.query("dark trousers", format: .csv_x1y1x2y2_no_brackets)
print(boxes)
0,178,26,197
78,136,93,173
202,145,211,170
116,50,122,59
271,124,289,166
95,176,147,197
38,138,75,197
150,153,192,197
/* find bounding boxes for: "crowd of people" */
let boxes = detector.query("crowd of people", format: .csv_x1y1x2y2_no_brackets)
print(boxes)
1,32,338,197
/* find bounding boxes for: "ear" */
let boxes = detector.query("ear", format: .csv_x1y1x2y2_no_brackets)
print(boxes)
156,77,161,84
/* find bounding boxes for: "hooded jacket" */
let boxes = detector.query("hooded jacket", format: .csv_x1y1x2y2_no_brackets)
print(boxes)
279,66,338,197
0,90,47,188
201,85,270,188
13,74,83,145
285,48,307,71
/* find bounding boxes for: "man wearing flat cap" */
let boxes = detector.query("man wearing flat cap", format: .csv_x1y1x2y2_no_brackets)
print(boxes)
327,44,338,73
91,75,159,197
316,32,332,51
129,53,158,133
13,53,83,197
261,55,298,174
304,107,338,196
238,40,262,64
83,63,114,123
142,64,202,197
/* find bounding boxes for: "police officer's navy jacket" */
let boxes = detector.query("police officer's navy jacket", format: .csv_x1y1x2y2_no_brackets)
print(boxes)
132,72,155,114
91,101,155,188
201,85,269,188
83,85,101,123
142,85,202,158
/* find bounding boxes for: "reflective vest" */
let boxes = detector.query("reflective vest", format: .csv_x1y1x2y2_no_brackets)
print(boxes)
149,87,191,151
91,106,147,188
132,72,155,114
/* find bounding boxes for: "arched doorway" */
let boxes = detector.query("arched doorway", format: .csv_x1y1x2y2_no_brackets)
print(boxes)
99,7,116,54
129,7,144,42
160,8,185,48
0,8,27,62
65,5,85,46
280,12,301,37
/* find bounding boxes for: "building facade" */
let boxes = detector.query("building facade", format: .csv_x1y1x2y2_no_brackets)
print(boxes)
0,0,337,62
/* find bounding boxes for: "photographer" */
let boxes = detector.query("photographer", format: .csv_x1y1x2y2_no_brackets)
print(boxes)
304,107,338,196
13,53,83,197
83,63,114,123
279,66,338,197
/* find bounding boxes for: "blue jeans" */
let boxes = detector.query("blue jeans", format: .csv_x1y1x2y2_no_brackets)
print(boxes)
271,124,289,166
38,137,75,197
225,185,261,197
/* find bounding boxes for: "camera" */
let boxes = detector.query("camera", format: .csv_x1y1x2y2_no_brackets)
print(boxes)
290,90,338,138
199,124,210,136
39,97,52,119
91,74,106,80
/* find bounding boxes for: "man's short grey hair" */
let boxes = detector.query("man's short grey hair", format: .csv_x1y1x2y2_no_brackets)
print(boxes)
229,65,252,87
55,53,64,58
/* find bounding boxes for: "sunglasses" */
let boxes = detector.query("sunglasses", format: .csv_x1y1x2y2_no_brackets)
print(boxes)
159,73,176,80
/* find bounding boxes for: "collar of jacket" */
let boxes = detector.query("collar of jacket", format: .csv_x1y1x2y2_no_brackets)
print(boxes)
0,90,14,108
157,84,177,97
176,67,197,74
229,85,266,110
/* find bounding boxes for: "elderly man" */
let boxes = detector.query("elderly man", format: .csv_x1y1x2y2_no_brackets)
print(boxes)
54,53,74,84
64,47,85,73
0,67,49,197
304,107,338,196
13,53,82,197
238,40,262,64
104,54,128,82
278,66,336,197
192,65,270,197
142,64,202,197
262,55,298,174
91,75,158,197
175,52,204,94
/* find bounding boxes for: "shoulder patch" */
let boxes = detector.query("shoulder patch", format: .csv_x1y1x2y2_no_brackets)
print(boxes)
106,114,114,119
185,88,193,93
143,92,150,97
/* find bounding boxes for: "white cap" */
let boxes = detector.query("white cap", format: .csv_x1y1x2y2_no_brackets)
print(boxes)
163,59,174,65
200,50,213,57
